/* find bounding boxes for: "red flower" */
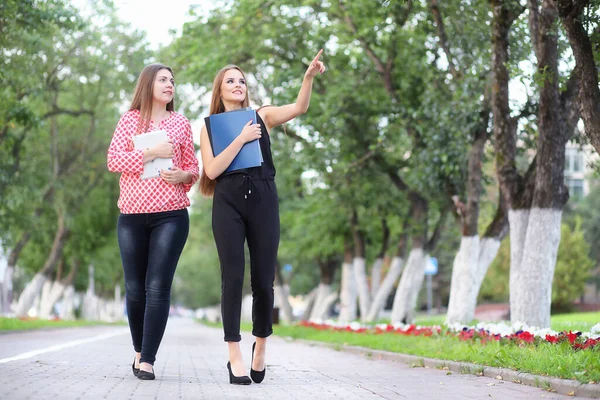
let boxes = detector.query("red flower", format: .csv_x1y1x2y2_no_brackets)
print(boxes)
566,331,578,344
545,334,560,344
516,331,535,343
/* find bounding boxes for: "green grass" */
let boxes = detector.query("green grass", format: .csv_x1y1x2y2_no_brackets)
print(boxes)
200,312,600,384
413,312,600,332
550,312,600,332
0,317,125,331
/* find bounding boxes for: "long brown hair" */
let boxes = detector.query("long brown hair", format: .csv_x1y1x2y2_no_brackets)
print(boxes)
200,65,250,197
130,63,175,134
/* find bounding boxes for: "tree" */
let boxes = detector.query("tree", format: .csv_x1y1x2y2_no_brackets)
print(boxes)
490,0,580,328
1,1,151,316
552,0,600,153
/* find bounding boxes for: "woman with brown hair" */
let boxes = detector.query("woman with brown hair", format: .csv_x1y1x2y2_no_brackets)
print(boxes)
199,51,325,385
107,63,199,380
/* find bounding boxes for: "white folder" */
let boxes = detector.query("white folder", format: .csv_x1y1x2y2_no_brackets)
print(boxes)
132,130,173,180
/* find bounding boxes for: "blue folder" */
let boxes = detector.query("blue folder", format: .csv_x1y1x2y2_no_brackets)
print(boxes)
205,108,263,172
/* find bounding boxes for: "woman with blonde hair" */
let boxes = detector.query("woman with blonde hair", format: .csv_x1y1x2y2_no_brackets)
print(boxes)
107,63,199,380
199,51,325,385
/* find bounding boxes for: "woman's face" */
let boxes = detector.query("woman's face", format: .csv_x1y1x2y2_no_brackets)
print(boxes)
152,68,175,106
220,69,246,105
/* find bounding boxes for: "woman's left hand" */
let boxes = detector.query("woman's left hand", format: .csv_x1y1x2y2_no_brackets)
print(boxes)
160,166,189,185
305,49,326,78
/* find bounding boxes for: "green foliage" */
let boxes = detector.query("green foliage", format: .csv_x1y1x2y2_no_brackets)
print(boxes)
479,237,510,303
172,204,223,308
1,0,152,296
552,219,594,312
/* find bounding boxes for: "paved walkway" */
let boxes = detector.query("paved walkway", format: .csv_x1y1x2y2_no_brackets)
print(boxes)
0,318,591,399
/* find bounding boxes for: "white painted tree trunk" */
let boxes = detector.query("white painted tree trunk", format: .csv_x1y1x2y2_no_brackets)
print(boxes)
446,236,502,325
1,266,14,315
82,292,99,320
509,208,562,328
38,280,52,316
15,273,47,317
365,256,404,323
39,280,68,319
338,260,357,322
317,292,338,321
310,283,334,321
353,257,371,320
390,248,428,324
274,283,293,323
82,264,98,320
370,258,384,299
60,285,76,320
301,287,318,321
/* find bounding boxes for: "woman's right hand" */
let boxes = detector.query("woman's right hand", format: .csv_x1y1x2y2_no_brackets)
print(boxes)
237,120,262,144
152,140,174,158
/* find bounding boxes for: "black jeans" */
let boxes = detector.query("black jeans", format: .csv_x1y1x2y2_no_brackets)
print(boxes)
117,208,189,365
212,175,280,342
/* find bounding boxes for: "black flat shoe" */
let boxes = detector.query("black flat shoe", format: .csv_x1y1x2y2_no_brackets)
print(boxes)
227,361,251,385
137,368,155,380
132,358,139,377
250,342,266,384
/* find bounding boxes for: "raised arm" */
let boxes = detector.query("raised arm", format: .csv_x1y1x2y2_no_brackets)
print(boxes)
200,120,262,180
259,49,326,130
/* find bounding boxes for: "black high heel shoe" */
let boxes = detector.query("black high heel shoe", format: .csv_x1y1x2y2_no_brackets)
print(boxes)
132,358,139,377
227,361,251,385
250,342,266,383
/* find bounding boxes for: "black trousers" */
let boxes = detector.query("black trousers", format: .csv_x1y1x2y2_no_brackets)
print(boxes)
117,208,189,365
212,175,280,342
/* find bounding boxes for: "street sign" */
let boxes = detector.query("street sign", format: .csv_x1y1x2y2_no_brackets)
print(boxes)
424,257,438,275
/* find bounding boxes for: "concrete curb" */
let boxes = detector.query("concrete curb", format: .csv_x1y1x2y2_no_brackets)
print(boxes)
289,338,600,399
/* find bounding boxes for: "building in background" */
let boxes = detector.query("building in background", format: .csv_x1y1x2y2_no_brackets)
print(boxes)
564,142,598,201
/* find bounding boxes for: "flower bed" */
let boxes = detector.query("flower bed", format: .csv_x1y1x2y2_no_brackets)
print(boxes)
299,320,600,350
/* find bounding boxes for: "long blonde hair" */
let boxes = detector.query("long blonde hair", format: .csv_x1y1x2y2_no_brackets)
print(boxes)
130,63,175,134
200,65,250,197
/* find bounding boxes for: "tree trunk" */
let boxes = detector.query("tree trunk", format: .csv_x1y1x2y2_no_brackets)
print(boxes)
350,209,371,320
1,265,14,315
274,261,293,323
59,285,76,320
309,283,335,321
15,213,69,317
310,257,338,320
366,257,405,322
1,187,56,315
366,229,408,323
338,242,357,322
300,287,318,321
508,0,572,328
491,0,577,328
447,237,503,324
82,264,98,320
38,259,79,320
390,248,428,324
447,191,508,324
554,0,600,154
390,193,429,324
370,218,390,299
370,259,383,299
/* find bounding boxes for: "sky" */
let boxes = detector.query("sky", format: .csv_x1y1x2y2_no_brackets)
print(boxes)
72,0,210,49
71,0,216,142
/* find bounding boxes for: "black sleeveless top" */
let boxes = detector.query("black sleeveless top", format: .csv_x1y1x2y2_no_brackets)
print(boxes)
217,111,276,181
